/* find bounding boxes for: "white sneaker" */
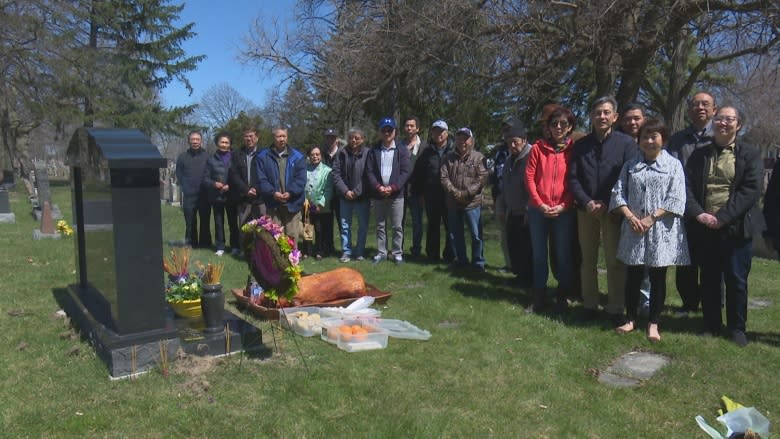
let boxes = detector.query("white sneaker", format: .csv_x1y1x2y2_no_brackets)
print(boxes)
215,250,225,256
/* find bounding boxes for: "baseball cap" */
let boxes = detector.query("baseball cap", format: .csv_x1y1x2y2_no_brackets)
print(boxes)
324,128,338,137
456,127,473,138
378,117,396,129
431,119,449,131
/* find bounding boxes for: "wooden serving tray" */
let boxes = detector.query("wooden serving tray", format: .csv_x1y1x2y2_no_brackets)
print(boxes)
230,286,392,320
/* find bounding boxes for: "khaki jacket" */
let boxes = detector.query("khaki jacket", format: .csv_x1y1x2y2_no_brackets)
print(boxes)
440,148,488,210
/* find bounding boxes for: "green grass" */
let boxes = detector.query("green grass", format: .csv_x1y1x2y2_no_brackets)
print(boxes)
0,183,778,438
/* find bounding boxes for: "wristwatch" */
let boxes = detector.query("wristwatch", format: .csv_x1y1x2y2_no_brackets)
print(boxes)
650,212,661,222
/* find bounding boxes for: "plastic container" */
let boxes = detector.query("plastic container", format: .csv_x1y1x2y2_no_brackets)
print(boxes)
319,307,381,319
373,319,431,340
279,307,325,337
320,318,388,352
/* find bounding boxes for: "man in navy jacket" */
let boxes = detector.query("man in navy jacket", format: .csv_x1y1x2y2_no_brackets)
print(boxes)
568,96,638,325
255,127,307,242
366,117,411,263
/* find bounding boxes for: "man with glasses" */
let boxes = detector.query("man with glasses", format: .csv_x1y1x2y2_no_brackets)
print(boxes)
684,106,761,346
668,91,717,316
367,117,411,264
568,96,639,325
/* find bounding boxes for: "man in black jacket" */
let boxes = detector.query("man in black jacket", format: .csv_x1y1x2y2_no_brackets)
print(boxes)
410,120,455,262
667,91,717,315
230,126,265,242
684,106,762,347
568,97,638,325
175,131,211,248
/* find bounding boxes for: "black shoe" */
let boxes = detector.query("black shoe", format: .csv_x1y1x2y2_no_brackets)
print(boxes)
473,265,486,273
730,330,749,347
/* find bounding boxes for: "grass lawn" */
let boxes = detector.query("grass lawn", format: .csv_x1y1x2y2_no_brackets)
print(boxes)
0,183,778,438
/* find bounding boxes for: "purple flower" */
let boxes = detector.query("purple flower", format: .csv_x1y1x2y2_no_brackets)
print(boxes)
289,249,301,265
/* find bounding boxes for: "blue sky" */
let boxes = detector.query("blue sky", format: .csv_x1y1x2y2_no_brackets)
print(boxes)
160,0,296,109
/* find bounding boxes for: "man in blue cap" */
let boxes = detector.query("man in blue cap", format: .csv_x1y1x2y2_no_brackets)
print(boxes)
366,117,411,264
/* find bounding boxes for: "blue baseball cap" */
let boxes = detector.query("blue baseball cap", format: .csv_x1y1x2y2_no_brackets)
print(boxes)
378,117,396,130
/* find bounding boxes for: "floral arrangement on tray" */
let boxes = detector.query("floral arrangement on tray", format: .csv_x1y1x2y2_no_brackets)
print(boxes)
163,247,203,302
241,216,302,304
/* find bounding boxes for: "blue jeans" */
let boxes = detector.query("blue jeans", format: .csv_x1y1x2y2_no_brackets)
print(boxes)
339,198,369,257
698,231,752,333
405,193,423,255
527,207,575,290
447,207,484,268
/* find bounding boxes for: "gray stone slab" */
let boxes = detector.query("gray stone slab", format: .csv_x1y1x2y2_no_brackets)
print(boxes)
0,213,15,224
748,298,772,309
33,229,61,240
598,371,641,387
608,351,671,380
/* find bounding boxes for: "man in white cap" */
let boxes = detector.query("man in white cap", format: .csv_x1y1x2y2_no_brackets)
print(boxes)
410,119,455,262
440,127,489,272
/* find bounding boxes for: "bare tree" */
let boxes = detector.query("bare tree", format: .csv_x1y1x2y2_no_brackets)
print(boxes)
196,83,259,131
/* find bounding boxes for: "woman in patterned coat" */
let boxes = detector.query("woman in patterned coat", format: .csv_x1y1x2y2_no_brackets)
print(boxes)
609,119,689,341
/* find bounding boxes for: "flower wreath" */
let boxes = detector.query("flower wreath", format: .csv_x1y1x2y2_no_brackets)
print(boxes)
241,216,303,304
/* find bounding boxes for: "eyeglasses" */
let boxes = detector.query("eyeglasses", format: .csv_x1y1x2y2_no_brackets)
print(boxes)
381,128,394,134
549,120,570,128
713,115,738,124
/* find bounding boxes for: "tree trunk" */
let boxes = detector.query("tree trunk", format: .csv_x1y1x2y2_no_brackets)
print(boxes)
665,29,694,133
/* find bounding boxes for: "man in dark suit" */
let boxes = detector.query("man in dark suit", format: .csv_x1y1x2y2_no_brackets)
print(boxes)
175,130,211,248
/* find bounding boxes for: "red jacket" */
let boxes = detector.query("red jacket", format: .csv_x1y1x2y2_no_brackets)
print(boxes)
525,138,574,209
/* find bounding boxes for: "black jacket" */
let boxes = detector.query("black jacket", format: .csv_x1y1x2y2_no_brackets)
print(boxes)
410,137,454,198
763,159,780,251
332,145,370,200
685,141,762,240
176,147,209,198
568,130,638,209
229,146,263,205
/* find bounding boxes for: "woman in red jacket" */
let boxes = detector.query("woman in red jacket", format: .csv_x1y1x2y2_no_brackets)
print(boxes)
524,106,576,313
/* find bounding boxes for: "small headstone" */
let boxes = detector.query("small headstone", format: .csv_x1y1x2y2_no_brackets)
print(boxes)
598,351,671,388
0,190,14,224
748,298,772,310
32,200,60,240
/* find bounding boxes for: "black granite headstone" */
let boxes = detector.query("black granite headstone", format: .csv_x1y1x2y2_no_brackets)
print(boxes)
61,128,265,378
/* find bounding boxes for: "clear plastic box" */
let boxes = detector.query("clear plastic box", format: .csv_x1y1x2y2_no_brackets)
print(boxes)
320,318,388,352
279,307,325,337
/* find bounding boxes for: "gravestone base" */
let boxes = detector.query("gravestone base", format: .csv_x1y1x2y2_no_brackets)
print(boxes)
33,229,61,240
0,213,14,224
59,284,268,379
33,204,62,221
173,309,269,359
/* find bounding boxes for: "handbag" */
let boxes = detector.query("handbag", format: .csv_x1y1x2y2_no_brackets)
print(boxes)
302,200,315,242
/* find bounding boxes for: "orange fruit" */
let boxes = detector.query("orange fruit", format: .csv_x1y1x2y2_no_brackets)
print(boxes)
339,325,353,341
352,327,368,341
